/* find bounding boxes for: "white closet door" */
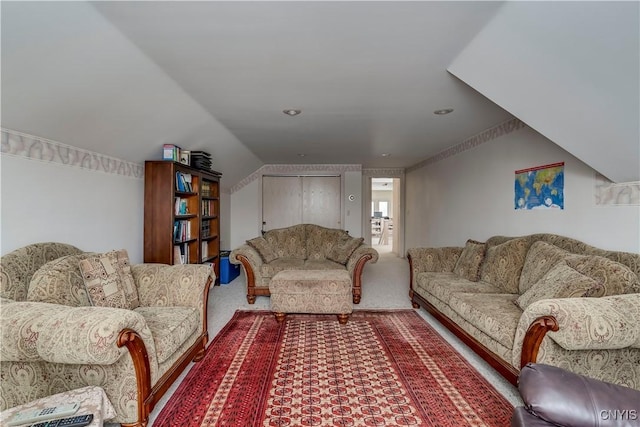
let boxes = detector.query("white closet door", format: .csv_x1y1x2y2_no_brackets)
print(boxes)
303,176,341,228
262,176,302,231
262,175,342,231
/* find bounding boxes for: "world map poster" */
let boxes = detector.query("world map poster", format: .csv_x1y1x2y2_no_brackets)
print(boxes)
515,162,564,210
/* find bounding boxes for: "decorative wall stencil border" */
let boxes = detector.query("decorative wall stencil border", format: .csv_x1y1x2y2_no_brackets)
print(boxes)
406,118,527,173
1,128,144,179
595,173,640,206
362,168,405,178
230,164,361,193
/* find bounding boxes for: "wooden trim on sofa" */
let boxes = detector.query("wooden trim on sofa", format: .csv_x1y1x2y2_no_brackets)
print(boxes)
119,275,213,427
352,253,374,304
520,316,559,368
411,292,520,385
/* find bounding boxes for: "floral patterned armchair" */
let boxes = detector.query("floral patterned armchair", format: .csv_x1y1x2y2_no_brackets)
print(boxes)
0,242,213,427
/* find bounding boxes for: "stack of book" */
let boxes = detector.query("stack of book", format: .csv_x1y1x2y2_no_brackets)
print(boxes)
190,151,213,171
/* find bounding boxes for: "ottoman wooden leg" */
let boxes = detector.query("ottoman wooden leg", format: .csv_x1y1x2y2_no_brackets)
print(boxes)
274,312,286,323
337,314,349,325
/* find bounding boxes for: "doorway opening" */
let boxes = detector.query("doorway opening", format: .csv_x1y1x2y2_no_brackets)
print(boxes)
371,178,397,254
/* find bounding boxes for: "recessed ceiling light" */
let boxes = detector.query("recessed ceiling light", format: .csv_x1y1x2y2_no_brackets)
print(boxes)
433,108,454,115
381,153,390,157
283,109,302,116
297,153,306,157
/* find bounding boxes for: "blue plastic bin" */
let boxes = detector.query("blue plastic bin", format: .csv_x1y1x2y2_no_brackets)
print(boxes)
219,255,240,284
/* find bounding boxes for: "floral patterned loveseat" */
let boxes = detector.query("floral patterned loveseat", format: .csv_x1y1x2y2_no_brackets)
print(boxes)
231,224,378,304
0,242,213,427
408,234,640,389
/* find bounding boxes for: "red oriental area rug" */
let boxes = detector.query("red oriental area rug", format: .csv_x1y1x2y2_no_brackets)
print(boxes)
155,310,513,426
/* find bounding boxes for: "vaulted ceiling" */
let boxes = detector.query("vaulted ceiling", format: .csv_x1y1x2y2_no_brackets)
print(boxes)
2,1,638,188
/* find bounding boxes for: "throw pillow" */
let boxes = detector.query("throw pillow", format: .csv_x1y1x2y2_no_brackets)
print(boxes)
246,236,278,263
519,241,572,294
564,254,639,297
27,253,97,307
327,235,364,265
452,239,486,282
515,262,599,309
480,237,530,294
79,249,140,309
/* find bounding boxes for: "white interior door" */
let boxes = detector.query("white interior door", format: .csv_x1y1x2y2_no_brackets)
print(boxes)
262,175,341,231
262,176,302,231
303,176,341,228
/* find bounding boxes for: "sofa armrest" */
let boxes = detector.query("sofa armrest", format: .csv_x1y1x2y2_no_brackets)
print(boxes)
514,294,640,366
517,363,640,427
230,244,264,286
346,244,378,272
132,264,213,309
1,301,155,365
406,247,463,275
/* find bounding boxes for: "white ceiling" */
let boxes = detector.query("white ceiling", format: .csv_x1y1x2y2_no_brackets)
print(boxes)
2,1,637,187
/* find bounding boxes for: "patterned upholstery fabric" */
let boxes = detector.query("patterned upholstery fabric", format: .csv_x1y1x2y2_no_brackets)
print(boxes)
519,241,573,294
134,306,199,364
0,244,212,424
0,243,82,301
565,254,639,297
305,226,345,261
452,239,486,281
246,236,277,263
480,237,531,293
415,272,502,306
260,258,305,279
304,259,345,270
263,224,307,259
448,292,520,350
515,262,599,309
406,247,462,274
27,253,98,307
326,235,365,265
270,269,352,315
79,249,140,309
409,233,640,390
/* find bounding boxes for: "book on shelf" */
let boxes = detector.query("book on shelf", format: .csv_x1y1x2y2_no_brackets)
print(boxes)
201,241,208,261
175,172,193,192
175,197,189,215
163,144,181,161
173,220,192,241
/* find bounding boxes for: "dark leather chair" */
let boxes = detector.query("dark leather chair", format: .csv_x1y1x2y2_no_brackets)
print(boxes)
512,363,640,427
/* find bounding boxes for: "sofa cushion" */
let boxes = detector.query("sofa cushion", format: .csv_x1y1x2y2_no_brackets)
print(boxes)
27,253,97,307
515,262,599,309
263,224,307,260
305,225,344,261
480,237,530,293
303,259,345,270
453,239,486,282
326,235,364,265
260,258,305,279
134,306,198,364
246,236,278,263
565,255,639,297
519,241,572,294
415,272,503,306
448,292,521,350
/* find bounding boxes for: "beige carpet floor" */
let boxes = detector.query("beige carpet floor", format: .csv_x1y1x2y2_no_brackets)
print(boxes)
147,246,522,425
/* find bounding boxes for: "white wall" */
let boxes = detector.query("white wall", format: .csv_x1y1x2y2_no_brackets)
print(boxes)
343,171,362,237
229,179,261,249
448,1,639,183
1,155,145,261
405,126,640,253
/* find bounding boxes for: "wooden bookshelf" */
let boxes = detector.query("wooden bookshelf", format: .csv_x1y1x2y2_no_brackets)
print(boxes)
144,161,222,283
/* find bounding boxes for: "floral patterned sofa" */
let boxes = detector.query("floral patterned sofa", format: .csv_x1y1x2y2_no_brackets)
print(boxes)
408,234,640,389
0,242,213,427
230,224,379,304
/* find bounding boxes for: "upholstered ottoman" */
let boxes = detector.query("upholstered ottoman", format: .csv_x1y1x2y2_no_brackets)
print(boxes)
269,269,353,324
